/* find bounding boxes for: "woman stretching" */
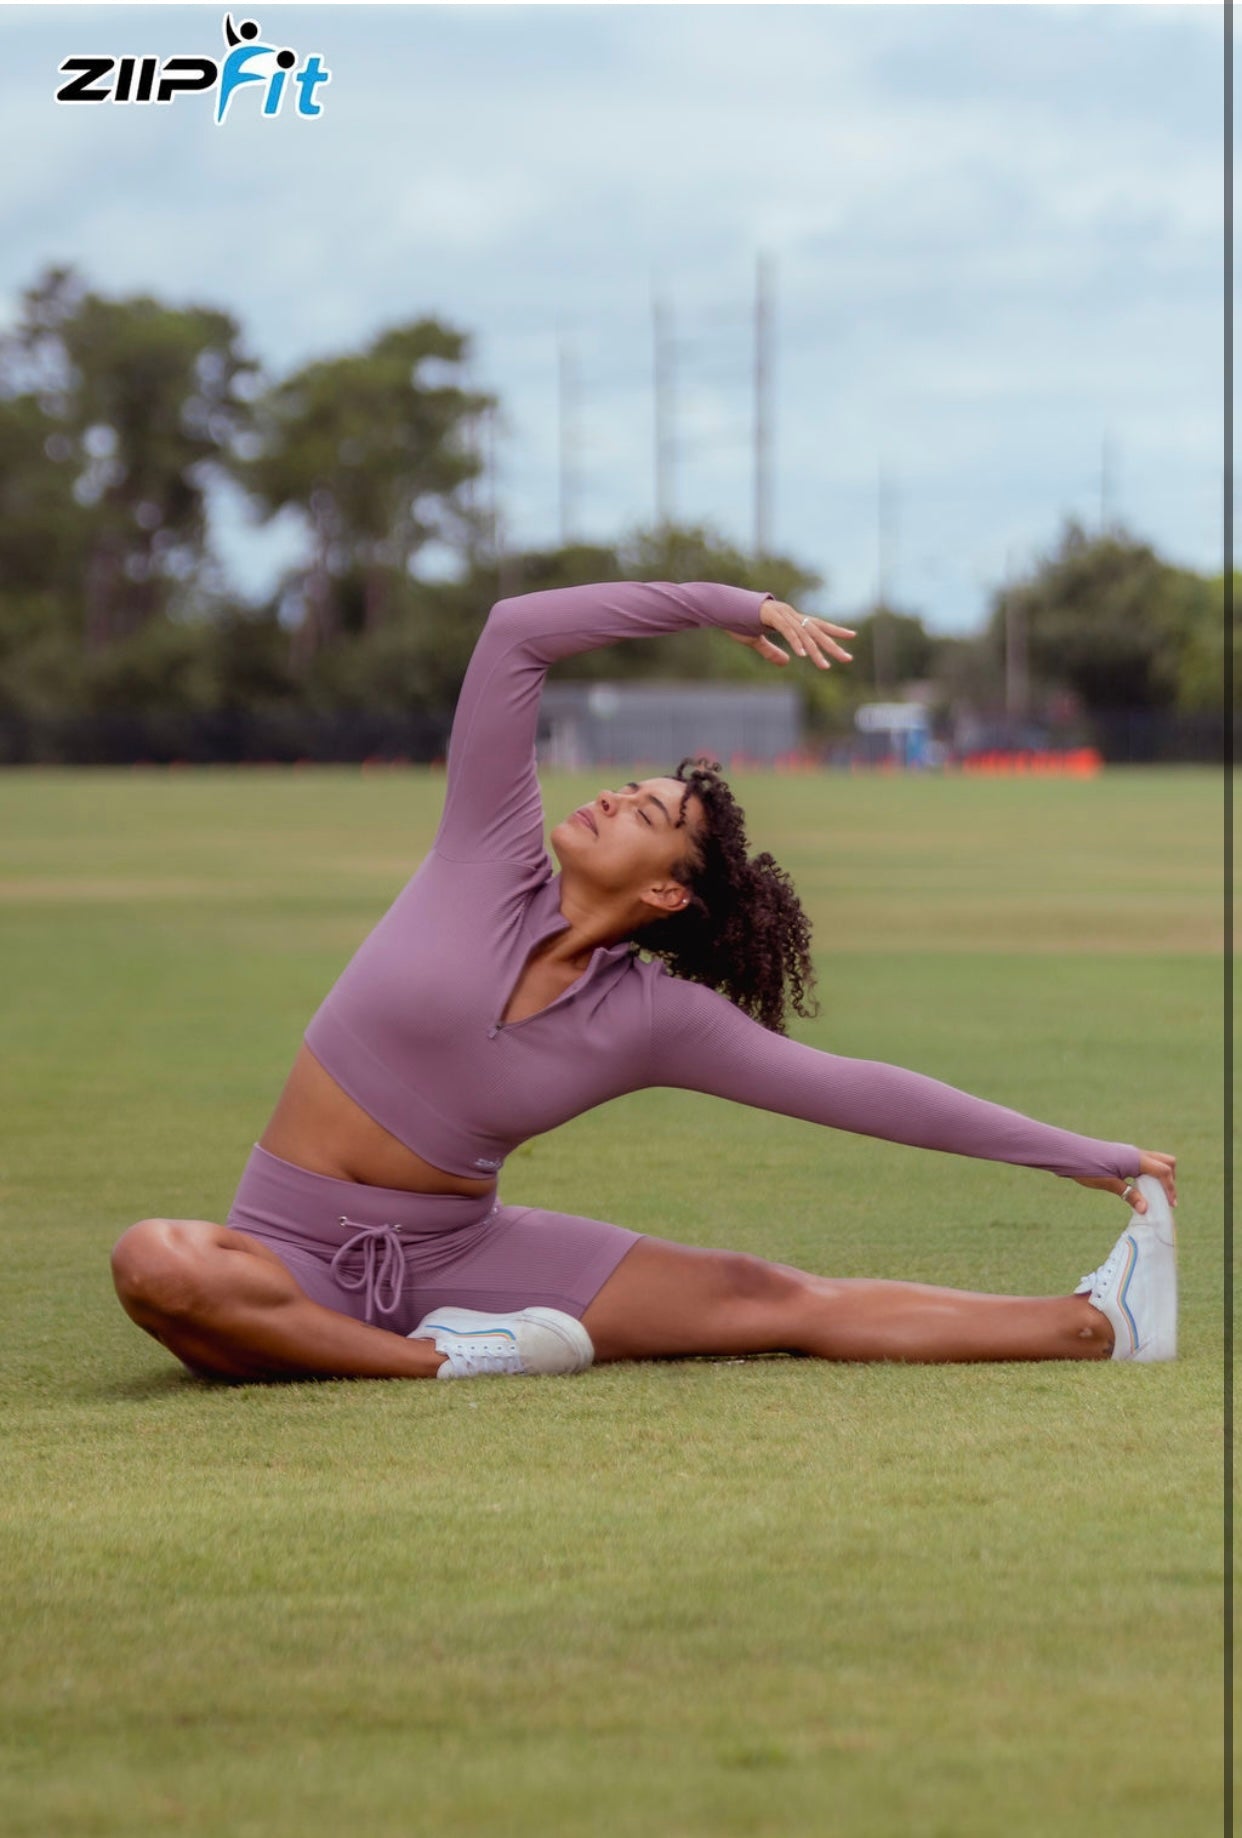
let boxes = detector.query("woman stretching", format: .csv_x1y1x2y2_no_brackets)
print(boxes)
111,582,1178,1381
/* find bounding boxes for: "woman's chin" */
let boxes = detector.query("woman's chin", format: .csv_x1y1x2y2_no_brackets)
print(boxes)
548,818,576,861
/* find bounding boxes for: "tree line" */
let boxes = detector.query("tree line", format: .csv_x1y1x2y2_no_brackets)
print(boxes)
0,264,1226,763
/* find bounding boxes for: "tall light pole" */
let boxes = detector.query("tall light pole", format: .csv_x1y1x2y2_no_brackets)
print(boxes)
653,288,675,528
1003,551,1028,721
874,466,898,693
557,335,581,547
1100,435,1116,532
753,251,775,559
483,403,518,598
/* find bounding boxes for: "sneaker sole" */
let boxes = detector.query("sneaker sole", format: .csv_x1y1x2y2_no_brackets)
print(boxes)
1130,1175,1178,1363
518,1307,595,1373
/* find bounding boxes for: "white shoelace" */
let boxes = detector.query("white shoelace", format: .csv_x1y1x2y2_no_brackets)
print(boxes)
441,1336,524,1378
1078,1234,1130,1300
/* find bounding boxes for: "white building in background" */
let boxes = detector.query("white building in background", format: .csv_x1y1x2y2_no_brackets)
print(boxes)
537,683,802,769
853,701,933,768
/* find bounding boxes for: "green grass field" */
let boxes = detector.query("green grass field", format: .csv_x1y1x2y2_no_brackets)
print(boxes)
0,765,1227,1838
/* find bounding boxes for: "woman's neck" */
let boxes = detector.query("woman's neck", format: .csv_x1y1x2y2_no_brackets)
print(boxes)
550,872,640,968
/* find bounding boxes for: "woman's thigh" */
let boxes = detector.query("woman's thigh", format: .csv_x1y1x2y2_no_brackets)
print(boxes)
581,1235,809,1363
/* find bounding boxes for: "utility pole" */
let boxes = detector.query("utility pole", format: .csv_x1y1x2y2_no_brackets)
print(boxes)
874,466,898,694
482,402,500,558
1003,550,1028,722
483,403,518,599
753,251,774,559
458,363,485,565
1100,436,1116,532
652,288,675,529
557,334,581,547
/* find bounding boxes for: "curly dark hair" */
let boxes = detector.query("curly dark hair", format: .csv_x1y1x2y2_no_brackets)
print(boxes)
631,758,818,1035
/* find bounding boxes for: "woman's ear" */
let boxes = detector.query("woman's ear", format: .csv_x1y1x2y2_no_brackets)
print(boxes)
641,880,690,916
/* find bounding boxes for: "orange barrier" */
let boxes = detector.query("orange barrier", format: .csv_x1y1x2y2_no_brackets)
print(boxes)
952,749,1102,778
837,748,1103,776
122,748,1105,777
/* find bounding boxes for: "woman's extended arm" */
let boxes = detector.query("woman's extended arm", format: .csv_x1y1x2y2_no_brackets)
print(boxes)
433,581,771,864
646,974,1141,1181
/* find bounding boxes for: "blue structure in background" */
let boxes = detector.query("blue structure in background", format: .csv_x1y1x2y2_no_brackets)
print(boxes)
854,702,932,769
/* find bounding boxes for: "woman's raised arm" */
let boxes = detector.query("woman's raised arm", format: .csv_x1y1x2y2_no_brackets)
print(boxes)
432,581,772,865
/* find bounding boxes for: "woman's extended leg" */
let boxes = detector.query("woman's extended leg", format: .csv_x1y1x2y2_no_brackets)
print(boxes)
111,1219,446,1380
581,1238,1114,1363
112,1221,1116,1379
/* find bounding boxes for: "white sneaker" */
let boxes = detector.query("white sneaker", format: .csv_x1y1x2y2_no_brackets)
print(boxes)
1075,1175,1178,1362
412,1305,595,1379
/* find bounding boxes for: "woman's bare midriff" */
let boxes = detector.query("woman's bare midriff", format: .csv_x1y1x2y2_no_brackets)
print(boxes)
258,1043,497,1198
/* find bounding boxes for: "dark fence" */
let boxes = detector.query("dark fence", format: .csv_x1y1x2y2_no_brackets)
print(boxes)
0,702,1228,768
939,707,1228,768
1084,708,1228,766
0,707,452,767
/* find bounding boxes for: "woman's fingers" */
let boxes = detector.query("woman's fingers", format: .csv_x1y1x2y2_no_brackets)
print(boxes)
734,601,858,671
1137,1150,1177,1207
1072,1174,1143,1209
759,602,856,669
795,618,854,669
1071,1165,1177,1213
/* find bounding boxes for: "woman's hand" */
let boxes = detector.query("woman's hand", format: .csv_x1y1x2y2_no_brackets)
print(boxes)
1071,1150,1177,1213
727,600,855,669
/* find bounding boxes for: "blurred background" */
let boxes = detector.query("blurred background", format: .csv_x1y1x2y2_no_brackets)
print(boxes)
0,3,1228,768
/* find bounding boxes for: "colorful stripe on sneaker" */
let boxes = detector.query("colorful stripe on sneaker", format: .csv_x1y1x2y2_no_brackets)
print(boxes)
426,1323,517,1345
1116,1234,1140,1354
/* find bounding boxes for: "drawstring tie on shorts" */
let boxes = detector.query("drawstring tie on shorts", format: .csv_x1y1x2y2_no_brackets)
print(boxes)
330,1216,404,1324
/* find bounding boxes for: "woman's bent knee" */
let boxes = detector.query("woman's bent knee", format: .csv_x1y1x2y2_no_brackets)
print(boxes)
111,1218,223,1323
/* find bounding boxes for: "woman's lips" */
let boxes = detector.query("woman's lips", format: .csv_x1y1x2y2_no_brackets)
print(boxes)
573,808,597,834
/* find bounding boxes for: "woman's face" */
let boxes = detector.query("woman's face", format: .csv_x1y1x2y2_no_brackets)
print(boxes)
551,777,702,912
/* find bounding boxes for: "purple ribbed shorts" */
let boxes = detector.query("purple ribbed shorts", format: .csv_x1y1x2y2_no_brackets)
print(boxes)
225,1144,642,1335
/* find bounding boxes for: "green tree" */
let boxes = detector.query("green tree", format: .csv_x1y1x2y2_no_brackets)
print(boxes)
300,575,492,716
618,523,817,611
0,391,90,611
985,521,1188,713
0,264,256,651
0,389,88,718
847,602,935,697
1163,570,1229,715
241,321,493,666
926,631,1005,722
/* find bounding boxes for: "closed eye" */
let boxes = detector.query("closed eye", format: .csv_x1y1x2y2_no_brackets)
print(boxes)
625,782,666,828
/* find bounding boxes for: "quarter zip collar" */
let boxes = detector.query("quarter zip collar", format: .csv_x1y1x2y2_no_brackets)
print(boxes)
487,880,631,1038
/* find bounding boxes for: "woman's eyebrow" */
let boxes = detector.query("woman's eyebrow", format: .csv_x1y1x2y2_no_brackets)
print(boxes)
625,781,672,824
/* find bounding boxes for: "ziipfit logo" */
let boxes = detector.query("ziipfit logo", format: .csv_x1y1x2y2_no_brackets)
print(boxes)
55,13,330,124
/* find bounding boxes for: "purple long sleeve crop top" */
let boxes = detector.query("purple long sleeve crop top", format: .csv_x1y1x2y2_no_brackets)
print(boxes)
303,581,1140,1185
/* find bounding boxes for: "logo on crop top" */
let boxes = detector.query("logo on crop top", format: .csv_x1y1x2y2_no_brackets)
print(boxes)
55,14,331,122
473,1157,502,1172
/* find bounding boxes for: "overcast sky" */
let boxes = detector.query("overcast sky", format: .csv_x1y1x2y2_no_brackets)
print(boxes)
1,3,1226,631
